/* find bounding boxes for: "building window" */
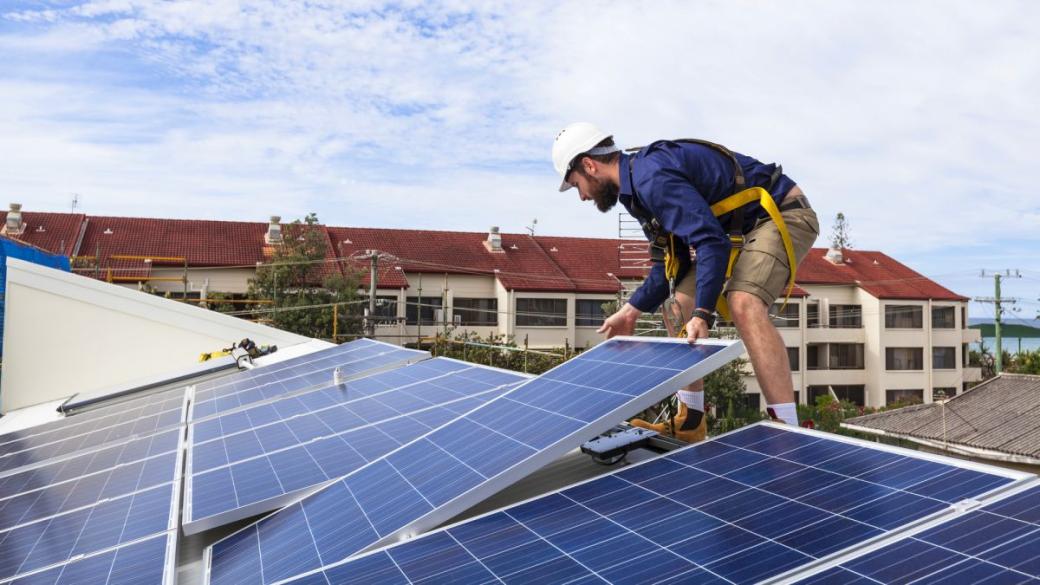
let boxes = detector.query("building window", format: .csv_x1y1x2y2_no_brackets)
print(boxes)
787,347,799,372
829,344,865,369
932,306,955,329
829,304,862,328
807,302,820,328
933,347,956,370
739,393,761,413
406,296,442,326
962,343,969,367
772,303,800,328
961,306,967,329
932,387,957,400
886,389,923,406
453,298,498,326
832,385,866,406
886,347,924,370
794,391,801,405
807,385,830,405
516,298,567,327
372,296,399,323
885,305,923,328
575,299,610,327
806,343,826,370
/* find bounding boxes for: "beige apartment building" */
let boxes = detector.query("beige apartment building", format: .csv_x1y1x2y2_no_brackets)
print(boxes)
2,204,980,409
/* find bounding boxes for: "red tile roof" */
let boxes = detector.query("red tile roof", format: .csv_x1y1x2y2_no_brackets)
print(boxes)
0,209,965,301
796,248,967,301
0,212,85,256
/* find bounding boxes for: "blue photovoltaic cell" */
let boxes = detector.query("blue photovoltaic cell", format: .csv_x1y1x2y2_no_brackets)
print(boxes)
0,482,176,581
0,450,178,531
191,342,427,420
0,389,185,466
8,532,173,585
0,428,180,500
207,338,743,585
0,396,186,476
281,424,1017,585
0,387,185,450
185,361,525,531
797,485,1040,584
190,358,472,444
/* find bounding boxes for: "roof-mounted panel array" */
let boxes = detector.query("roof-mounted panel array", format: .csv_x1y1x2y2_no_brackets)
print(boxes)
291,423,1028,585
183,358,527,534
205,337,746,585
190,339,428,421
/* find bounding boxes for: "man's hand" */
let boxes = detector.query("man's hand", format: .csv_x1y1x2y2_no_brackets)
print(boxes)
598,303,642,339
685,314,710,345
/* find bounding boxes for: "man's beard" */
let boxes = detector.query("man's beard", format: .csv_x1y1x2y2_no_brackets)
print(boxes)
588,175,619,213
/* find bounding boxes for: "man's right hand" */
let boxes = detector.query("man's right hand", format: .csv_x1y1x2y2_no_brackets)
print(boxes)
597,303,642,339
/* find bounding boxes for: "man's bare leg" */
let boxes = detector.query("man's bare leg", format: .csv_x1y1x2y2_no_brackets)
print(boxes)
728,291,798,424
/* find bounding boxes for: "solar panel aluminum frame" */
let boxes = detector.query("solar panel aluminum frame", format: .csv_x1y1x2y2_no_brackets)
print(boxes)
0,387,190,479
290,420,1035,585
182,359,531,535
202,337,746,582
58,355,237,414
750,428,1039,585
0,412,186,536
782,474,1040,582
186,348,431,423
0,531,180,585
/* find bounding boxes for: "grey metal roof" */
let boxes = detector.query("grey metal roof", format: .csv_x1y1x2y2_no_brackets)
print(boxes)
844,374,1040,459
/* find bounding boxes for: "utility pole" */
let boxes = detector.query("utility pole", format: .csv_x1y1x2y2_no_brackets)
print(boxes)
368,251,378,338
975,269,1021,374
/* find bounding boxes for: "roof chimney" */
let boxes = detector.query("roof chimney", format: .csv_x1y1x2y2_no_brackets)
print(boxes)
4,203,25,236
266,215,283,245
824,245,844,265
485,226,503,253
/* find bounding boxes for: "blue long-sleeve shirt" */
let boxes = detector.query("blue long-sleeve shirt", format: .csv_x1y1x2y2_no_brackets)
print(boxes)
620,140,796,314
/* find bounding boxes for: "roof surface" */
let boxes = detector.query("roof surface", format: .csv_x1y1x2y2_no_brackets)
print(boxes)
0,209,964,299
796,247,968,301
845,374,1040,459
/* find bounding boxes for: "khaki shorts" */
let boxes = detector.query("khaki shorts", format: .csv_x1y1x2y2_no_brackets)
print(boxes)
676,198,819,308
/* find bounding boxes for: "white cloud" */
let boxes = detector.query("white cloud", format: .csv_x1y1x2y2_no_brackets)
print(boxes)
0,0,1037,279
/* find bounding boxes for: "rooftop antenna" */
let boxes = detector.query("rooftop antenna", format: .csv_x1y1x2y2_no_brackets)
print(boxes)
70,193,80,213
526,218,537,236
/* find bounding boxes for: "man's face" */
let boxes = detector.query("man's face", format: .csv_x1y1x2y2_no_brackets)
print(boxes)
569,161,618,213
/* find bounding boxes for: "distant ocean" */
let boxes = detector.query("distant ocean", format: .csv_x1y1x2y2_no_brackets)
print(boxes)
977,337,1040,354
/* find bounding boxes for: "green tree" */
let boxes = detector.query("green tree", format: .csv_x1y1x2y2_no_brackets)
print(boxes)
1011,349,1040,374
248,214,362,340
831,212,853,250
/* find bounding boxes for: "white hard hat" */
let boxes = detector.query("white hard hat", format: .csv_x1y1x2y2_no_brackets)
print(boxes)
552,122,618,192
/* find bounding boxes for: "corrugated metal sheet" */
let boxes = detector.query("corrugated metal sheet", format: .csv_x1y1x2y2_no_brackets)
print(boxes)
845,374,1040,458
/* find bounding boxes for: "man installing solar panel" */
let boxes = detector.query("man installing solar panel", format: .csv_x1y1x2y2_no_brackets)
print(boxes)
552,123,819,442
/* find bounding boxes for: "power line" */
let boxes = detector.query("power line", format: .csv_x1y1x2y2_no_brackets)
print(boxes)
974,269,1022,373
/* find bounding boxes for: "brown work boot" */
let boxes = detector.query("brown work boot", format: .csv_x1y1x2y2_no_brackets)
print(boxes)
631,403,707,443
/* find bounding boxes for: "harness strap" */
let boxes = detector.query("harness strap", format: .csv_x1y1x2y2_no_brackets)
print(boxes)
711,187,798,322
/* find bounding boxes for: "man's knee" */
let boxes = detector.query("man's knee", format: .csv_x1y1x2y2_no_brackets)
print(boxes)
728,291,768,322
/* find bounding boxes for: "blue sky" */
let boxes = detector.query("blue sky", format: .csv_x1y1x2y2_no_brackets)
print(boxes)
1,1,1038,317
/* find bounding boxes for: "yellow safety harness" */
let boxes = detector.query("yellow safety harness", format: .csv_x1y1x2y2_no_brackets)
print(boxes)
629,140,798,332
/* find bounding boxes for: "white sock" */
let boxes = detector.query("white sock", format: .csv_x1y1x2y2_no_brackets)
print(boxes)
677,390,704,412
767,402,798,426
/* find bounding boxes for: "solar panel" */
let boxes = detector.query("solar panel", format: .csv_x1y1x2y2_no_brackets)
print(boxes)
0,389,188,475
59,354,237,414
794,482,1040,584
190,341,429,421
183,358,527,534
283,423,1027,585
0,386,186,451
4,531,176,585
0,428,183,583
204,337,746,585
0,429,180,500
